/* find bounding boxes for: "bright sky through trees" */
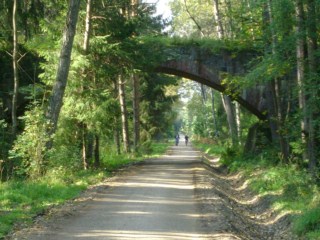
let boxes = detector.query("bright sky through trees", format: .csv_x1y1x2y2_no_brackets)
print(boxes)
143,0,172,20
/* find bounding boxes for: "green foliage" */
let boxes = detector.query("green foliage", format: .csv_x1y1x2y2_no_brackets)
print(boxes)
0,119,10,179
294,206,320,239
140,74,179,140
48,143,82,170
192,140,225,156
148,142,170,156
139,35,259,60
138,140,153,155
169,0,264,48
169,0,215,38
181,82,229,140
9,105,50,179
249,166,312,199
102,141,170,172
139,141,170,157
245,54,294,88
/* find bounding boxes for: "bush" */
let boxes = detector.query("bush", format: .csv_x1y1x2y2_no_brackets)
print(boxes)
9,105,50,179
0,119,10,180
294,206,320,239
139,140,152,155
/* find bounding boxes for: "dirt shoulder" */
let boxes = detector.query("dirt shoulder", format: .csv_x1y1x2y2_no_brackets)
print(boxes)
195,154,299,240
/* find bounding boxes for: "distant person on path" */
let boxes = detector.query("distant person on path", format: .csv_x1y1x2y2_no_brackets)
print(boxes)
175,134,180,146
185,135,189,146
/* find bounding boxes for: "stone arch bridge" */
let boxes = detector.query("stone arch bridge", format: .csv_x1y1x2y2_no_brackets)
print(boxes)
154,46,266,120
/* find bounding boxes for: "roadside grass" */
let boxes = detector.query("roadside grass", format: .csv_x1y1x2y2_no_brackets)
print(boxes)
0,141,170,239
193,140,320,240
102,142,170,172
0,179,87,237
192,139,225,156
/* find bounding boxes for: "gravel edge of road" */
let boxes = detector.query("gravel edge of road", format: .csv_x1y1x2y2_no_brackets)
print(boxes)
197,153,300,240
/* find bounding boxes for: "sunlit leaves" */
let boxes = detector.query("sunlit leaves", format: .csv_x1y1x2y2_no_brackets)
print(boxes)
244,54,294,87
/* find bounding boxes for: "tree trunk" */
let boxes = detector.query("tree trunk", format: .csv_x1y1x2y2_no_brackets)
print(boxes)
199,83,209,136
118,74,130,153
129,0,140,17
129,2,140,152
200,84,207,103
46,0,81,136
83,0,92,53
213,0,238,145
211,89,219,136
306,0,318,174
235,102,241,143
82,123,89,170
81,0,92,169
94,135,100,168
12,0,19,138
213,0,224,38
87,133,94,160
133,74,140,151
266,0,290,160
222,94,238,145
224,0,234,38
113,81,121,155
295,0,308,162
114,124,121,155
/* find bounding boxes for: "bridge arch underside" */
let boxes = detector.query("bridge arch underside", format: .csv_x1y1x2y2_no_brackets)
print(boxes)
156,63,266,121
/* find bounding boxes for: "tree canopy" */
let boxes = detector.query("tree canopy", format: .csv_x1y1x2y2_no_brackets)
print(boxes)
1,0,320,238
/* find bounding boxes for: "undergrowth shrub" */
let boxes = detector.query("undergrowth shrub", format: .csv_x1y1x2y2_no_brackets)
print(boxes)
48,144,82,170
220,146,280,172
9,105,50,179
0,119,10,180
294,206,320,239
192,139,225,156
139,140,152,155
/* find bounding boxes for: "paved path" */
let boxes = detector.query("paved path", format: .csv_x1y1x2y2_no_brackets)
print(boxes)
23,143,215,239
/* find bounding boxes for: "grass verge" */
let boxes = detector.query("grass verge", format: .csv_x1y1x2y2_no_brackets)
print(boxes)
193,140,320,240
0,141,170,239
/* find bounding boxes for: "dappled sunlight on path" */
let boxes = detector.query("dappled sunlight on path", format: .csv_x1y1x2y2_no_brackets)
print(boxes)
18,143,244,240
11,142,261,240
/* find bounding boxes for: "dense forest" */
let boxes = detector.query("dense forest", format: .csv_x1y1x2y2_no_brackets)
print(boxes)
1,0,320,238
0,0,179,179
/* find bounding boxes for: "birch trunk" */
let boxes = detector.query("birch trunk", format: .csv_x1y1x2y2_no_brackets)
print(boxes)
295,0,308,162
118,74,130,153
12,0,19,138
235,102,241,143
213,0,224,38
82,123,88,170
81,0,92,169
83,0,92,53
